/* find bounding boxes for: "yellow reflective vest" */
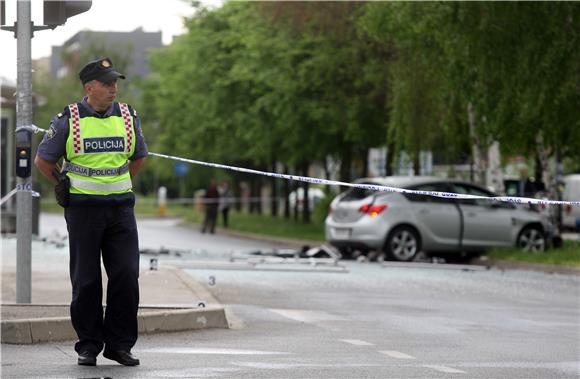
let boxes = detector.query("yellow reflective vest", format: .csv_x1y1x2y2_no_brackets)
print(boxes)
65,102,135,195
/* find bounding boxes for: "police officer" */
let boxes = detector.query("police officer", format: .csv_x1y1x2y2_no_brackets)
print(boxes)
34,57,147,367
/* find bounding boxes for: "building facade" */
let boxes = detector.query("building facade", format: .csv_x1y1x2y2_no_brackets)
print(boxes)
48,28,162,80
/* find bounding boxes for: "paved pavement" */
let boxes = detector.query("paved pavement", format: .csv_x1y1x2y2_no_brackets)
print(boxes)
0,211,297,345
1,217,230,344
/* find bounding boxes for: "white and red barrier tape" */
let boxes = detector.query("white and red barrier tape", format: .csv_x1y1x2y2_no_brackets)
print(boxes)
15,124,580,206
148,152,579,207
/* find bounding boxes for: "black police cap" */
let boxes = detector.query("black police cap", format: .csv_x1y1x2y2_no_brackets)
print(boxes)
79,58,126,85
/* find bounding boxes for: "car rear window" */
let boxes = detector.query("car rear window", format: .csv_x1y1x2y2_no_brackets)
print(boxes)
404,183,454,203
341,182,382,201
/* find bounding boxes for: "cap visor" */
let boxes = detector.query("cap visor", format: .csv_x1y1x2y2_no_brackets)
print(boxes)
98,71,126,84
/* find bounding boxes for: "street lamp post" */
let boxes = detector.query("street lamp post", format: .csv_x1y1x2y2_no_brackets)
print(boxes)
15,0,33,303
1,0,92,303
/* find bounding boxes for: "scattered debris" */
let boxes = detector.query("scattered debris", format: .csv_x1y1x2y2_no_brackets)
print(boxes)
39,231,68,249
140,246,192,257
230,245,342,266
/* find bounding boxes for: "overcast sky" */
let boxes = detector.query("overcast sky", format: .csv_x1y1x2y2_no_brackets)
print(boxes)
0,0,223,83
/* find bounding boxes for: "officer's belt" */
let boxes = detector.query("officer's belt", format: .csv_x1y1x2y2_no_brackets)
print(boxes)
63,161,130,177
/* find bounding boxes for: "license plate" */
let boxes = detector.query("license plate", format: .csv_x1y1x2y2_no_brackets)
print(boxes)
333,228,351,239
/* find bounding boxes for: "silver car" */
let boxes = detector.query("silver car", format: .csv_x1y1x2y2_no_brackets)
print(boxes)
325,176,553,261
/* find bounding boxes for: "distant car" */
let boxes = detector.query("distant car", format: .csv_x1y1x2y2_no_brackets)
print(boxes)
325,176,554,261
562,175,580,231
289,188,325,212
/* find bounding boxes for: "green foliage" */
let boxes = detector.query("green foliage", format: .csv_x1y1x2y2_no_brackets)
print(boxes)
488,241,580,267
312,189,336,225
145,2,390,187
32,2,580,209
360,2,580,163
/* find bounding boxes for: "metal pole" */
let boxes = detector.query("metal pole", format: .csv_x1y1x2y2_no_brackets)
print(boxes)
16,0,32,303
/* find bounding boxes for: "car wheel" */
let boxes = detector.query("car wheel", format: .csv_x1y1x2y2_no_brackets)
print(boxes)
385,226,421,262
517,226,546,252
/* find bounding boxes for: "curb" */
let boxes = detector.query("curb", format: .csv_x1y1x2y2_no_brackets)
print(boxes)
173,217,322,249
1,266,231,345
1,304,229,344
198,225,323,249
486,260,580,276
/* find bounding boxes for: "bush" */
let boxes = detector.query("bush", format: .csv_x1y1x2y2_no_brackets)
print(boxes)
312,190,337,225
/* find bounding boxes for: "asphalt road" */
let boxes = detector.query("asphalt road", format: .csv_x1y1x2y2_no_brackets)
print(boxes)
1,215,579,378
178,260,579,379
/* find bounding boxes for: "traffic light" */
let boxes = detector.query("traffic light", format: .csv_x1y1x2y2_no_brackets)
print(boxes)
44,0,92,27
15,130,31,178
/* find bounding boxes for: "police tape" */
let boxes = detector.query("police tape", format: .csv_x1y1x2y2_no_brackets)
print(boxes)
0,186,41,206
20,125,580,206
148,152,580,207
142,196,283,205
16,124,46,134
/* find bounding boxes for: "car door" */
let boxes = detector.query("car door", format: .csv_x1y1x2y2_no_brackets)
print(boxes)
451,183,515,248
406,182,461,251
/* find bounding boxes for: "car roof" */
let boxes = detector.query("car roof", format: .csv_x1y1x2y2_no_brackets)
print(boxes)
352,176,493,193
354,176,445,188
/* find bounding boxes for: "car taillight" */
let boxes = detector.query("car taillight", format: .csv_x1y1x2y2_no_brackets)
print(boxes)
358,204,388,217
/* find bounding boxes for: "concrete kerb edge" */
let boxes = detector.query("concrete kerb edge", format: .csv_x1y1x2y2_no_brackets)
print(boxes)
1,305,229,344
1,266,230,344
488,260,580,276
176,219,322,249
220,229,321,249
166,265,222,306
139,306,228,334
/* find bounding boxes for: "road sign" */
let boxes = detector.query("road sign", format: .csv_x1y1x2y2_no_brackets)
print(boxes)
174,162,188,177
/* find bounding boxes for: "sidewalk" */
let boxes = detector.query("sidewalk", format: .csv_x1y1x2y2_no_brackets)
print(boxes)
1,264,229,344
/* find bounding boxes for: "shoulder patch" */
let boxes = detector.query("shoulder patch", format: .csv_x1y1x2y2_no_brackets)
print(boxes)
47,124,57,139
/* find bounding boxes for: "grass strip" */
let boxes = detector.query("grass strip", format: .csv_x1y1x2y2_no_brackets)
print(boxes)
488,240,580,267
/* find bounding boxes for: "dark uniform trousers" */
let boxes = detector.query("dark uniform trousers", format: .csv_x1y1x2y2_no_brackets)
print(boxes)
65,203,140,354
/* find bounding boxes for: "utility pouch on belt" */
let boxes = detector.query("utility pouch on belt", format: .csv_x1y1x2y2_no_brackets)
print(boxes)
52,169,70,208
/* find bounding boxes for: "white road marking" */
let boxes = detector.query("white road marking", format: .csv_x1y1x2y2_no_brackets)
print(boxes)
340,339,375,346
423,364,467,374
270,309,348,323
382,262,487,271
233,362,386,369
379,350,416,359
140,347,289,355
234,362,303,369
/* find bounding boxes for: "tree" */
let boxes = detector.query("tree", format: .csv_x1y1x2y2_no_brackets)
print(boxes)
360,2,580,182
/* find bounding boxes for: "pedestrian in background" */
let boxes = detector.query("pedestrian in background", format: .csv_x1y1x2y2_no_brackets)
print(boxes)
34,58,146,367
218,180,232,228
201,178,219,234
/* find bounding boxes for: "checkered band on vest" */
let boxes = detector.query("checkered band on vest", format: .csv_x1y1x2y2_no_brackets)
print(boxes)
68,103,82,154
119,103,133,153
